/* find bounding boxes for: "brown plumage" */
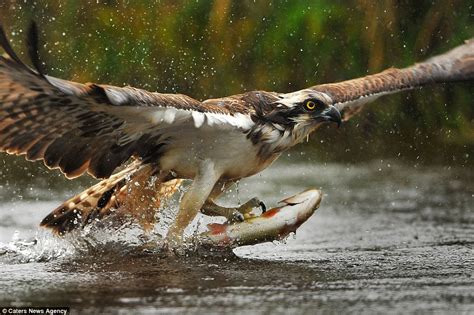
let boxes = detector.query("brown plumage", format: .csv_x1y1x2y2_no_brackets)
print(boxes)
312,40,474,119
0,22,473,239
0,24,268,181
40,162,183,235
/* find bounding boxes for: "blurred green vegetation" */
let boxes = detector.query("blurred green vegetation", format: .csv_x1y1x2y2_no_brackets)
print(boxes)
0,0,473,178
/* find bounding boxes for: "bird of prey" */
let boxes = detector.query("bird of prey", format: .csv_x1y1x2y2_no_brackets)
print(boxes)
0,23,473,247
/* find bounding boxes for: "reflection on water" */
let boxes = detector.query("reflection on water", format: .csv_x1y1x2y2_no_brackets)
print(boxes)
0,159,473,314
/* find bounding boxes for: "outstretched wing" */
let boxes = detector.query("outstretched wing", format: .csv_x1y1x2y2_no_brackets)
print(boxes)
310,38,474,120
0,24,254,179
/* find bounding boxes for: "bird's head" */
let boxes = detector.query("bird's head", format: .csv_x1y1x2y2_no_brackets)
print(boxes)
267,89,342,129
249,89,343,153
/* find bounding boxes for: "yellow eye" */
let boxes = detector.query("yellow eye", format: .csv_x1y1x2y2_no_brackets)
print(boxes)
305,100,316,110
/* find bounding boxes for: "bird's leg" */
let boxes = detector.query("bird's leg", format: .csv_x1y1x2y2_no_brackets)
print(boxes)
166,161,219,248
200,182,266,222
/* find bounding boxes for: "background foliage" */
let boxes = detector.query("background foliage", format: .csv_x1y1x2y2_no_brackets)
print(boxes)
0,0,473,178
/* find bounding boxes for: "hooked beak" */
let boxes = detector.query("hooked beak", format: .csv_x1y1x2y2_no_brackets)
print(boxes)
320,106,342,127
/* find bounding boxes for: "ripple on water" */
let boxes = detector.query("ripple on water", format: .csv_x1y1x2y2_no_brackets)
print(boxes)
0,161,473,313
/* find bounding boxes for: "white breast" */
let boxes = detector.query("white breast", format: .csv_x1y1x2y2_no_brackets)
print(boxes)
158,124,273,180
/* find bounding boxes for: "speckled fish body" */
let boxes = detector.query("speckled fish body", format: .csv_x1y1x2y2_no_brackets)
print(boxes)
197,189,322,248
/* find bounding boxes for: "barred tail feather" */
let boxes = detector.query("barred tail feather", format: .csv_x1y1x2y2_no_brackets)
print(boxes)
40,162,183,235
40,163,143,235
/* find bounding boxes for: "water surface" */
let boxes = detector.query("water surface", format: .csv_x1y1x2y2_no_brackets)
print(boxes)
0,160,473,314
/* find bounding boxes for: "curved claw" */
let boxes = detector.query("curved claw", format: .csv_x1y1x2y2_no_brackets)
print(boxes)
259,201,267,213
230,211,245,223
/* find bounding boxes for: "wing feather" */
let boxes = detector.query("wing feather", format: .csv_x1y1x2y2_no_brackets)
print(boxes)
311,38,474,120
0,24,254,179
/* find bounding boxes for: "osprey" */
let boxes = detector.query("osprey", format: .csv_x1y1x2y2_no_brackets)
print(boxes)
0,23,473,247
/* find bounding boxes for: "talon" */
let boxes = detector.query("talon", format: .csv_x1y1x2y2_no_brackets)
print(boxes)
231,211,245,223
259,201,267,213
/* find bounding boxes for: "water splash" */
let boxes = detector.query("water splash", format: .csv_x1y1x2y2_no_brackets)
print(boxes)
0,230,75,263
0,194,227,263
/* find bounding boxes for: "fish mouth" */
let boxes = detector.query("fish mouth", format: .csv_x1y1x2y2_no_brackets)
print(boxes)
279,189,322,208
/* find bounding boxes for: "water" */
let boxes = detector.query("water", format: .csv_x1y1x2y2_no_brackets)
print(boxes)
0,160,473,314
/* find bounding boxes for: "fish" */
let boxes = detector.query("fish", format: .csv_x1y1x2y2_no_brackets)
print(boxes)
196,189,322,248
